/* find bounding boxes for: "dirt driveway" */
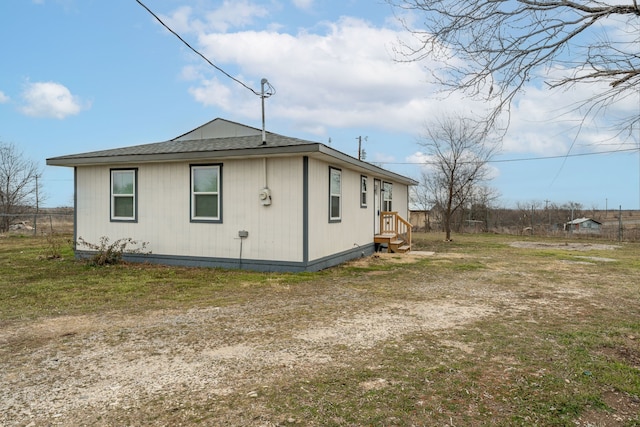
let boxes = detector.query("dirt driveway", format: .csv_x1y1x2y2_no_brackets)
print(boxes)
1,245,635,426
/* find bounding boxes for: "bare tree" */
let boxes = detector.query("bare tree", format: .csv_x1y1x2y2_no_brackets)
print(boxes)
389,0,640,134
473,185,501,231
0,142,41,233
418,115,499,241
563,201,584,223
516,200,543,234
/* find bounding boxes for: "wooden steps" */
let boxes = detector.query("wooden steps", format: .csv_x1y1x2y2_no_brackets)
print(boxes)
374,234,411,254
374,212,412,254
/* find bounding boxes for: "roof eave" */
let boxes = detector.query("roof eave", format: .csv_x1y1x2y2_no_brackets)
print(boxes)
46,142,417,186
46,144,323,167
317,144,418,186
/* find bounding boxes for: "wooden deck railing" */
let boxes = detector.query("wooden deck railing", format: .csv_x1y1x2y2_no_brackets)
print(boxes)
380,211,412,250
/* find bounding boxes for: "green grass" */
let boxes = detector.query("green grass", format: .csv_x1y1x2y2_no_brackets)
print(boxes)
1,232,639,426
261,313,640,426
0,234,323,320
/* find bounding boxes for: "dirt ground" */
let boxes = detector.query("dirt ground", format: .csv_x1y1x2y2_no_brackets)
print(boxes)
509,241,620,251
0,244,636,426
2,252,489,426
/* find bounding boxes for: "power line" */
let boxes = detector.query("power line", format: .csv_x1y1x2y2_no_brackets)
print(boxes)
488,147,640,164
134,0,267,97
377,147,640,165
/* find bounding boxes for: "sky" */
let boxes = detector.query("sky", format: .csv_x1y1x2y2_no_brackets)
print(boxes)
1,0,638,210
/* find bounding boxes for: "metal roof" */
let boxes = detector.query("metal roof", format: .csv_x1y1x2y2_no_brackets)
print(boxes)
46,118,417,186
565,217,602,225
46,133,312,162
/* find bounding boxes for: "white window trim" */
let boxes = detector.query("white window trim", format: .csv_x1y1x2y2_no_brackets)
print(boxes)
329,167,342,222
110,169,136,222
360,175,368,208
383,181,393,212
190,164,221,222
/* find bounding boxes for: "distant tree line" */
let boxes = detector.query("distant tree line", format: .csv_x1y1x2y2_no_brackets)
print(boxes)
411,198,640,241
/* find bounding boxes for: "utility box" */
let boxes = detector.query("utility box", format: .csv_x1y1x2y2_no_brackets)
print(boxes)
238,230,248,238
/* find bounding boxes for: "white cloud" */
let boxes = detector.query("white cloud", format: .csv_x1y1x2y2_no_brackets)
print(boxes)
292,0,314,10
170,4,629,157
160,6,199,35
0,91,9,103
162,1,268,34
503,72,631,156
180,65,204,81
20,81,89,119
188,77,235,110
406,151,431,166
205,0,269,32
183,16,447,136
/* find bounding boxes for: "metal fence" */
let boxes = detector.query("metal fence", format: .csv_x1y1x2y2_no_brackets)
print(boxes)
0,212,74,236
413,217,640,243
6,210,640,242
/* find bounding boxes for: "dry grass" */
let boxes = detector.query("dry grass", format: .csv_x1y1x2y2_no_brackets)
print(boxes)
1,232,639,426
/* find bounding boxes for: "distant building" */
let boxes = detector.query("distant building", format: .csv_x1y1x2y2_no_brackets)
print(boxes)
409,210,431,231
564,217,602,234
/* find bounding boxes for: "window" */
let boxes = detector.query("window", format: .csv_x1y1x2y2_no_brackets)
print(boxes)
383,181,393,212
191,165,221,222
111,169,136,221
360,175,368,208
329,167,341,222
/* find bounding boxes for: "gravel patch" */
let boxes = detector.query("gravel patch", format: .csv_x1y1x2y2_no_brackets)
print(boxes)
1,298,497,424
510,241,619,251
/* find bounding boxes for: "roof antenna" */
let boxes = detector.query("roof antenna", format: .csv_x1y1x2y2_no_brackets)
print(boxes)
261,78,268,145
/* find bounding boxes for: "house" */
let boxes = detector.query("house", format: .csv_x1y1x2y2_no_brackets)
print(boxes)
409,209,432,231
564,217,602,234
46,118,417,272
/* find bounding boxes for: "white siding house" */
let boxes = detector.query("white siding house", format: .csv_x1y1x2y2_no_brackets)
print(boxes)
47,118,416,272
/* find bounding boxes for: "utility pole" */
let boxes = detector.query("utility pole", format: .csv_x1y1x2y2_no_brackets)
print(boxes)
33,174,39,236
569,205,574,236
530,204,534,235
544,199,551,230
618,205,623,241
357,136,367,160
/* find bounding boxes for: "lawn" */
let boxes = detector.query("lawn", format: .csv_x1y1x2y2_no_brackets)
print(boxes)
1,232,639,426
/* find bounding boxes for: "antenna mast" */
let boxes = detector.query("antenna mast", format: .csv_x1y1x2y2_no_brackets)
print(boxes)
357,136,368,160
261,78,268,145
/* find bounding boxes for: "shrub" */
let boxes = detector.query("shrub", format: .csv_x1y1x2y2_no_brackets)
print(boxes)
76,236,150,266
41,232,66,260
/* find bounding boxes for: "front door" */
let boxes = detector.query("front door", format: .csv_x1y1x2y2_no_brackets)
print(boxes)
374,179,381,234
